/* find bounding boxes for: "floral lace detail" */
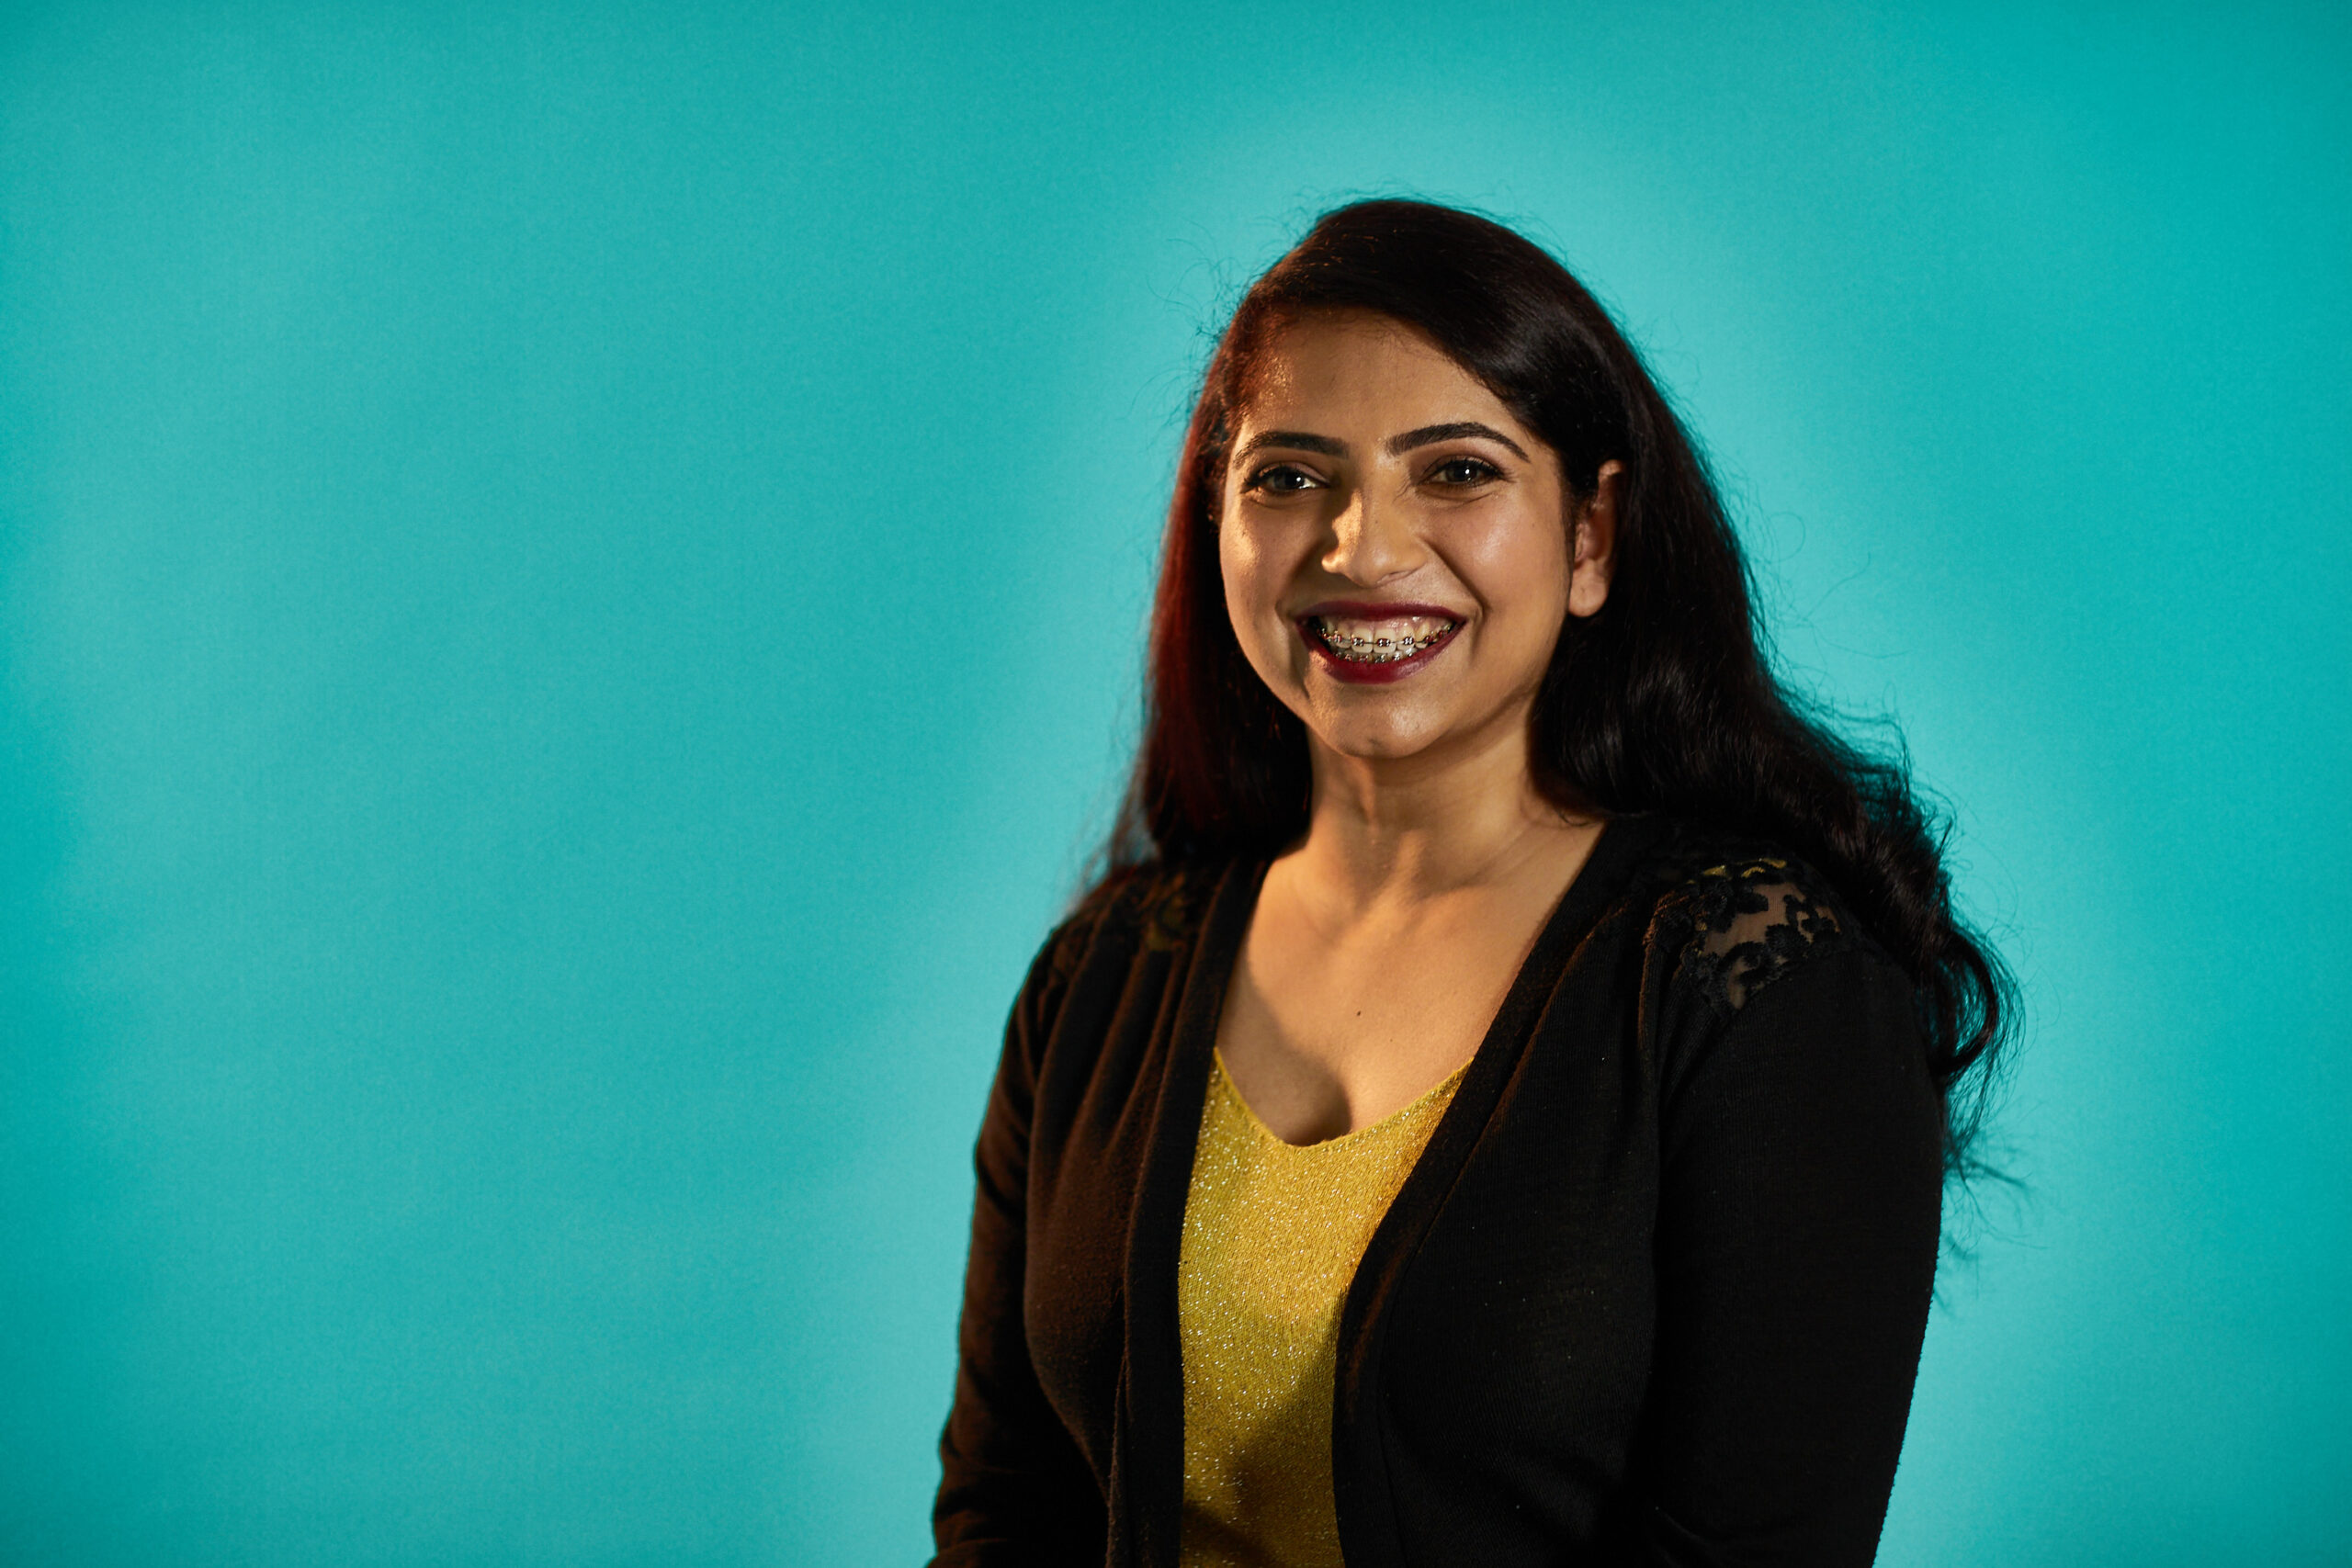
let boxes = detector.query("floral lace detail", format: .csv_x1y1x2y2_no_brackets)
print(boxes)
1054,861,1204,983
1668,854,1851,1014
1136,863,1202,953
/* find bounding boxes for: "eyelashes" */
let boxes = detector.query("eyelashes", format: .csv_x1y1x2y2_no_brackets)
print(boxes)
1429,457,1502,485
1240,456,1506,495
1243,462,1322,495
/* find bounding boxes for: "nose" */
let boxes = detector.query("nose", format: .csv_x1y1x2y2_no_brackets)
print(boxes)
1319,485,1421,586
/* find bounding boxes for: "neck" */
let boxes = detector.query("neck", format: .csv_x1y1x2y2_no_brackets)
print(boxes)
1288,715,1600,908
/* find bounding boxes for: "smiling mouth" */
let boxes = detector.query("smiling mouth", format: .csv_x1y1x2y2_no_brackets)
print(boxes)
1306,613,1462,664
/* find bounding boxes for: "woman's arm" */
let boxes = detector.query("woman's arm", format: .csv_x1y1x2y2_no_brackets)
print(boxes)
1629,944,1946,1567
931,935,1107,1567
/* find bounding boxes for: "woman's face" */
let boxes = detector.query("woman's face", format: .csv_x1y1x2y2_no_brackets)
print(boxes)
1217,310,1616,771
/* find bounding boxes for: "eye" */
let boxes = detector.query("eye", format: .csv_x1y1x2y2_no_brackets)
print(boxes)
1244,463,1323,496
1429,456,1502,486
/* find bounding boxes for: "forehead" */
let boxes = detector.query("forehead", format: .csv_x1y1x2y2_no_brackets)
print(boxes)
1235,310,1525,441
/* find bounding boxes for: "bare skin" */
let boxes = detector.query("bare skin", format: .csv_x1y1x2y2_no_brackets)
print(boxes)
1214,310,1622,1145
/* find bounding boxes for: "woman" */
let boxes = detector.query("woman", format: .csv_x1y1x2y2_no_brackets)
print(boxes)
931,199,2010,1568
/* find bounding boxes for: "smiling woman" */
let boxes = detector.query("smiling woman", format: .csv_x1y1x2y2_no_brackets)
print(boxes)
930,200,2014,1568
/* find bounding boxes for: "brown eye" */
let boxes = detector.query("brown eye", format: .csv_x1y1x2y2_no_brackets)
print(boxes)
1248,464,1321,495
1431,457,1501,485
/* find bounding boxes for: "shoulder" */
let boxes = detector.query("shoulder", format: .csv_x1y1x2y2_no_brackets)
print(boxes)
1613,820,1893,1020
1613,826,1937,1162
1052,855,1217,966
1012,855,1226,1021
1065,855,1220,955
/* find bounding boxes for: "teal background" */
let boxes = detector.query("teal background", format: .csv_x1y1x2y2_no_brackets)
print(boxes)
3,3,2345,1562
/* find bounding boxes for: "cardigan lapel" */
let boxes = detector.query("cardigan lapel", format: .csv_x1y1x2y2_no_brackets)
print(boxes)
1329,815,1670,1568
1115,856,1270,1568
1109,821,1665,1567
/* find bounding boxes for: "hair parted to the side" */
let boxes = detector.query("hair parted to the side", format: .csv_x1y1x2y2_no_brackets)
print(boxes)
1093,197,2014,1188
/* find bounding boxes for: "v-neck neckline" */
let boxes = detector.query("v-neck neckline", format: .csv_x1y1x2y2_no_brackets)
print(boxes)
1208,1044,1473,1154
1114,813,1672,1568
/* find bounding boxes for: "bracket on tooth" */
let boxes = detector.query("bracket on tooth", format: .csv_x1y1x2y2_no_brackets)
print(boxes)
1318,621,1452,661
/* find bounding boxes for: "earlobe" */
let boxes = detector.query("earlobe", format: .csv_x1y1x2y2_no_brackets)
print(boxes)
1566,459,1623,619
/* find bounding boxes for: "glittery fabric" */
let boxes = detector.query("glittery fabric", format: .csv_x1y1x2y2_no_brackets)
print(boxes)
1176,1048,1468,1568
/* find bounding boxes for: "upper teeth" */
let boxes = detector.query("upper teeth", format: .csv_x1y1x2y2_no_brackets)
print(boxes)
1313,615,1458,662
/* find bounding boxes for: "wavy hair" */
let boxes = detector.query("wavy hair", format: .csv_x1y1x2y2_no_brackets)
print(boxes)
1098,198,2013,1185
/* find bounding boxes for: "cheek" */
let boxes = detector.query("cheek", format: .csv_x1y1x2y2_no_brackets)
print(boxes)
1216,514,1307,694
1217,515,1279,626
1455,506,1573,623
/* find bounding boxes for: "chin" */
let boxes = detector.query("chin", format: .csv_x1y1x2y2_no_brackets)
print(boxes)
1308,711,1445,762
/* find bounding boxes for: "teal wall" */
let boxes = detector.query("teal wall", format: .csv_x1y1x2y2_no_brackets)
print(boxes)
3,4,2345,1563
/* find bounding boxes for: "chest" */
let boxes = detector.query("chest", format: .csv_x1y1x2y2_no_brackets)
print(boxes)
1216,897,1549,1145
1014,852,1683,1564
1023,934,1665,1551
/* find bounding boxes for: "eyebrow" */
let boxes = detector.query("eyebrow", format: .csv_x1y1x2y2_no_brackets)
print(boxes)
1234,422,1531,465
1385,422,1530,460
1236,430,1346,462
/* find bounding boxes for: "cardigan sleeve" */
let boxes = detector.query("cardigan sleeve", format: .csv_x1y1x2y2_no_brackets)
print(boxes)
1625,942,1946,1567
930,923,1109,1567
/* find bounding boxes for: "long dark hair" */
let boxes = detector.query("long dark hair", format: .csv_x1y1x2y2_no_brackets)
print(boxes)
1099,198,2013,1185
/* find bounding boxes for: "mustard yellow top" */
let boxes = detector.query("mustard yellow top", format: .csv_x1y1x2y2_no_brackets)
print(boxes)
1176,1048,1470,1568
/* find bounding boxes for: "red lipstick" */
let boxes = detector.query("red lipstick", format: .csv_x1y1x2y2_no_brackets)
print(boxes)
1295,602,1465,686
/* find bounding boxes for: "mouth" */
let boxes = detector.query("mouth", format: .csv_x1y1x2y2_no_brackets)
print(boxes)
1297,606,1464,683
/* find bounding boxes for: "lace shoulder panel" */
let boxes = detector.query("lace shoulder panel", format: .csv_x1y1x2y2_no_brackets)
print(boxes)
1657,852,1856,1015
1132,859,1208,954
1052,857,1210,982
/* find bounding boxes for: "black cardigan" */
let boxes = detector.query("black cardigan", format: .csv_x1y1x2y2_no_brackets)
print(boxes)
932,816,1945,1567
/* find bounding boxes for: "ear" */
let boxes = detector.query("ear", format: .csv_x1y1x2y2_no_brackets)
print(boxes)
1567,459,1623,619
